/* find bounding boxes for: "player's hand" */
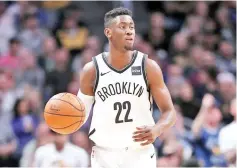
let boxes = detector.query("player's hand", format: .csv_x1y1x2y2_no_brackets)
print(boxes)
132,126,158,146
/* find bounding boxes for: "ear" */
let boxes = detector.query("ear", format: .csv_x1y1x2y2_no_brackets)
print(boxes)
104,28,112,39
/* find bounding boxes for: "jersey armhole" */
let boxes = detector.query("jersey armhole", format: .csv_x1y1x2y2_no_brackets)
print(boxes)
92,56,99,93
142,54,149,90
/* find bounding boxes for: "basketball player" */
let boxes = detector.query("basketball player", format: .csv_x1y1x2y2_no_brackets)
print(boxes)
77,7,176,168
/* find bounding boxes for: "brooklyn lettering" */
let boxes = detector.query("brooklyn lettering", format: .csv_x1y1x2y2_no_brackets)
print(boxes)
97,82,144,102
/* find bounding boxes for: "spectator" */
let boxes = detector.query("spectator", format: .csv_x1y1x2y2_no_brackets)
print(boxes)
25,87,44,117
33,131,89,167
176,81,200,119
41,1,71,29
156,140,183,167
216,40,236,74
0,115,17,166
71,130,92,155
56,13,89,57
86,35,102,54
6,1,43,31
20,122,53,167
0,37,21,71
143,12,168,51
38,36,58,73
0,70,20,121
217,72,236,124
194,67,219,101
215,5,235,44
169,32,189,59
11,98,39,160
0,2,17,54
44,48,73,98
15,48,45,92
219,98,236,166
202,18,219,51
171,105,193,161
202,51,216,69
166,64,185,99
18,14,48,57
191,94,227,167
182,15,203,44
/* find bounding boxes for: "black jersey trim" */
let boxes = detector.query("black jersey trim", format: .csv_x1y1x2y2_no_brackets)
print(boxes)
148,89,152,111
92,57,99,93
102,50,138,74
142,54,152,111
142,54,149,90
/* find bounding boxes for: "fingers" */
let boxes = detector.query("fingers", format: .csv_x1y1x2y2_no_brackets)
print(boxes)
133,127,149,135
133,129,149,135
141,139,153,146
136,126,147,130
133,132,151,142
132,126,154,145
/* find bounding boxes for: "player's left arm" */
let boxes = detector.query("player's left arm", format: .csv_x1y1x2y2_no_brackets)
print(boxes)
133,58,176,146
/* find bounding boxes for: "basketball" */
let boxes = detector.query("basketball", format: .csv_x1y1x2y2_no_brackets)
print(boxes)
44,93,85,135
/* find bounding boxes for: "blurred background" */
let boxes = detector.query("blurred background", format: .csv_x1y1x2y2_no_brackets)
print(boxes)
0,1,236,167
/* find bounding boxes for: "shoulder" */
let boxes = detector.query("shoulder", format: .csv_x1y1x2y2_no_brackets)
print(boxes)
81,61,96,76
80,56,99,82
80,53,104,95
135,50,162,74
142,55,161,71
142,56,164,85
81,53,103,76
35,143,54,158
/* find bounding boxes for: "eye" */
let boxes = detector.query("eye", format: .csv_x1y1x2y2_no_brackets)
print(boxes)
120,25,126,29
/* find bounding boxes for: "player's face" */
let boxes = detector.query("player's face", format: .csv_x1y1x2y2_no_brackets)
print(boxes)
108,15,135,51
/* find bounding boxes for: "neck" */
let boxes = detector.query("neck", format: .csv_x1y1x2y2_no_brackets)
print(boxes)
108,43,133,70
55,143,64,152
9,50,16,56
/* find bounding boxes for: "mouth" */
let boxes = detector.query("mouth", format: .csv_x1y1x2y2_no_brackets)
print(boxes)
125,38,133,42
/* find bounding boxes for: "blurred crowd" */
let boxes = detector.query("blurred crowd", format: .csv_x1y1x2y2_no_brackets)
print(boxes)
0,1,236,167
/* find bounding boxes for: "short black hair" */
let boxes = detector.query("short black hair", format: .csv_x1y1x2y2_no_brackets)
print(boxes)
9,37,20,45
104,7,132,27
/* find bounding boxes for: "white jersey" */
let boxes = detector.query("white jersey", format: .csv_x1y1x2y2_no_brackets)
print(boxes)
89,50,155,149
33,143,89,167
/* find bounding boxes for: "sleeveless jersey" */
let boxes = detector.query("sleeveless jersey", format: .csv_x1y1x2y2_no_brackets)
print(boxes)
89,50,155,149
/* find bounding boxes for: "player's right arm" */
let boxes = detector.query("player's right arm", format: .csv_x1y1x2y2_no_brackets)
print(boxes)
78,61,96,123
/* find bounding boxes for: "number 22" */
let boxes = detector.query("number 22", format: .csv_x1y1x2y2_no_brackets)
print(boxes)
114,101,133,123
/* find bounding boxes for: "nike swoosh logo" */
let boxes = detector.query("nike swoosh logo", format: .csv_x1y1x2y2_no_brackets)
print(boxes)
100,71,111,76
151,153,155,158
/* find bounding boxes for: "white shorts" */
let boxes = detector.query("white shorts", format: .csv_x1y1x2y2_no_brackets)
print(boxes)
91,144,156,168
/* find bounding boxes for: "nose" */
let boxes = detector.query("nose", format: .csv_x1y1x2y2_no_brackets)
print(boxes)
126,29,133,36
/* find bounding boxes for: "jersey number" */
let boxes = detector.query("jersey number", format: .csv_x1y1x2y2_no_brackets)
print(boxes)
114,101,133,123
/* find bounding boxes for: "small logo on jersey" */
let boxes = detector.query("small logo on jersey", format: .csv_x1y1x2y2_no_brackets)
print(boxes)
100,71,111,76
131,66,141,75
151,153,155,158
